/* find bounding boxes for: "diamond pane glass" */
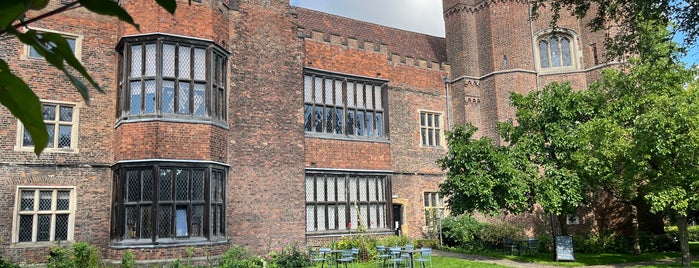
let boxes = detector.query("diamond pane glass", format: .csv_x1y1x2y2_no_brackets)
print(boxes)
306,205,314,231
41,104,56,121
58,125,71,148
304,75,313,103
144,43,156,76
178,82,190,114
56,191,70,210
314,106,323,132
59,106,72,122
55,214,68,240
23,129,33,147
21,190,34,211
327,177,336,202
317,205,326,231
125,206,137,239
356,111,364,136
304,105,312,131
561,37,571,66
315,177,325,202
378,205,385,228
370,205,378,228
550,37,560,67
191,205,203,237
325,107,333,133
192,170,204,201
176,169,189,201
129,81,142,114
360,205,368,227
193,48,206,80
141,205,152,238
338,205,347,230
19,215,33,242
357,85,365,109
39,191,52,210
130,45,142,77
215,172,223,202
314,77,323,103
144,80,156,114
126,171,140,202
162,44,176,77
359,177,367,202
539,40,549,68
305,176,314,202
337,177,346,202
328,205,336,230
335,108,344,134
366,85,374,109
374,86,382,110
378,178,384,201
159,169,172,201
193,83,206,116
175,207,188,237
376,112,384,137
162,80,175,114
37,214,50,241
324,79,333,104
350,204,357,230
366,113,374,136
178,46,191,79
335,80,343,105
346,110,355,135
141,170,152,201
158,205,172,238
46,124,55,148
347,82,355,108
369,178,377,201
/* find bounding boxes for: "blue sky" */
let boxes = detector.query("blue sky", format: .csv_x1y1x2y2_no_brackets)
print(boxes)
290,0,697,66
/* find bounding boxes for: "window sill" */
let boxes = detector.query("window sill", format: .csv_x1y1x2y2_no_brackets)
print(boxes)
305,132,390,143
110,237,227,249
11,240,73,248
306,229,394,238
14,146,79,154
115,116,229,130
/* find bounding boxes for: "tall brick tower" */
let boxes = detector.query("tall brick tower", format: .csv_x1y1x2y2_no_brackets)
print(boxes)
442,0,608,141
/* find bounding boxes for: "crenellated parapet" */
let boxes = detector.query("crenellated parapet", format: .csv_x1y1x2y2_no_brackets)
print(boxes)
443,0,529,18
298,27,450,72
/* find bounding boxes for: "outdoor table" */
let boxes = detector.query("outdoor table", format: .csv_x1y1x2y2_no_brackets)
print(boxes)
400,248,421,268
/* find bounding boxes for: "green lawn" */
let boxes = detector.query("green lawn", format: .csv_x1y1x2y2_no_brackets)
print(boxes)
309,256,507,268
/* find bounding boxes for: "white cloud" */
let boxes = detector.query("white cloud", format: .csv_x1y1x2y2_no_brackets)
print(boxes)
291,0,445,37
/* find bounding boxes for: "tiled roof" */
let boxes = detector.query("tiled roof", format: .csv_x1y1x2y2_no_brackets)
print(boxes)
295,7,448,64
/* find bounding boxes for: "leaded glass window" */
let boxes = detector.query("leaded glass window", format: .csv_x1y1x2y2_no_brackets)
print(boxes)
15,188,74,243
20,102,78,152
117,34,228,123
112,162,227,245
538,33,575,70
304,69,387,139
420,111,442,147
305,173,389,233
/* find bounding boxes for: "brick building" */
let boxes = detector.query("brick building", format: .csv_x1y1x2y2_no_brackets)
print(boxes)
0,0,615,264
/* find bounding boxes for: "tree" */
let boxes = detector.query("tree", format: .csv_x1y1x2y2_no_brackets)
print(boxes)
0,0,176,155
536,0,697,60
437,124,535,216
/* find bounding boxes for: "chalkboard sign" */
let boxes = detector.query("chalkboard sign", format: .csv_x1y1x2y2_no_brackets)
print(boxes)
555,236,575,261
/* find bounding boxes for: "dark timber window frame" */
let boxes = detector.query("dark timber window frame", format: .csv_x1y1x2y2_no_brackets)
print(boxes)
111,161,227,246
115,34,228,127
305,171,392,234
304,68,389,140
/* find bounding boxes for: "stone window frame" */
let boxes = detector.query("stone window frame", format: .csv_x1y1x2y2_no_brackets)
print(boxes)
15,100,81,153
115,34,229,127
419,110,444,147
22,28,83,62
111,161,227,247
303,68,389,141
423,192,445,229
305,171,391,234
533,28,581,73
12,186,76,244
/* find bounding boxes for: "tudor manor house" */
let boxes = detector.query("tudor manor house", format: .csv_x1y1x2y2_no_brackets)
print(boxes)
0,0,617,264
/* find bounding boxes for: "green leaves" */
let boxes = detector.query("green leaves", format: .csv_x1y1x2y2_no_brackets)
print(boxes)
0,58,47,155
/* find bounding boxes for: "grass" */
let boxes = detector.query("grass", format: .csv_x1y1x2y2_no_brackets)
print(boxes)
309,256,508,268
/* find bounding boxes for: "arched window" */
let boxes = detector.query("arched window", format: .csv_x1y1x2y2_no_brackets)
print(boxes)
537,33,576,70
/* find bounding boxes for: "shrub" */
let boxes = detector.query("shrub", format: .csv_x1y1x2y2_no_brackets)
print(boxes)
72,242,99,268
478,221,524,249
415,239,440,248
377,235,412,248
219,245,263,268
121,250,136,268
440,215,484,248
666,225,699,242
0,258,20,268
47,246,73,268
333,234,377,261
269,242,311,268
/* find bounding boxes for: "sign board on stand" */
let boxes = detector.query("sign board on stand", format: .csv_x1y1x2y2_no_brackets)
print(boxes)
555,235,575,261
